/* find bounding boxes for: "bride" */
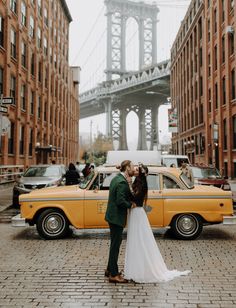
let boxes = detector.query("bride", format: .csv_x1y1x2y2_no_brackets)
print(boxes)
124,164,191,283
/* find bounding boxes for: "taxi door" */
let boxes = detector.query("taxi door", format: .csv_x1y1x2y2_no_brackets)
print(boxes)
145,173,164,227
83,172,116,228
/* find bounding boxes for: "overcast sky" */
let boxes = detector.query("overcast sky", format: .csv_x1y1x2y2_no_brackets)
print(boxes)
66,0,190,149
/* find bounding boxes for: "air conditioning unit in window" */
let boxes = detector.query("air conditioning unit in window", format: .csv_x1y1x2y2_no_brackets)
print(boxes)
226,25,234,34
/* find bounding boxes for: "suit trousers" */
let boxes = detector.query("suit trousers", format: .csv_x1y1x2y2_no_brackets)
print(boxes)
107,223,124,277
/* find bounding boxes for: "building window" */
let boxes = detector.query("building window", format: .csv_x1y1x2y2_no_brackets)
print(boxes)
214,45,217,70
208,88,212,112
37,0,42,16
199,47,202,67
230,32,234,55
44,7,48,26
21,1,27,26
222,36,225,63
214,9,217,33
223,118,227,150
224,162,228,177
10,75,16,100
231,69,235,100
208,54,211,76
10,28,16,58
208,19,210,42
30,90,34,114
199,103,203,123
222,0,225,22
29,128,33,156
198,17,202,40
222,76,226,105
20,84,26,110
234,162,236,178
44,37,48,56
0,67,3,95
233,115,236,149
31,52,35,75
215,83,218,109
10,0,17,14
19,125,24,155
45,66,48,88
37,97,41,118
230,0,234,10
199,77,203,97
37,28,41,48
44,101,47,121
29,15,34,38
38,61,42,82
8,122,14,154
0,15,4,47
21,41,27,68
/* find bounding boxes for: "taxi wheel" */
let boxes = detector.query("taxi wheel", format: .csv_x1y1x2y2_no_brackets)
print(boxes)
36,209,69,240
171,214,203,240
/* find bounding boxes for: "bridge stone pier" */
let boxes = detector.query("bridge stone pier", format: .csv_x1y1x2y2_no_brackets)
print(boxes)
79,0,170,150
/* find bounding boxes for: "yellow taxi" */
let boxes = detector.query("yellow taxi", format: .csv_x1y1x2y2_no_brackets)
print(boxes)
12,165,236,240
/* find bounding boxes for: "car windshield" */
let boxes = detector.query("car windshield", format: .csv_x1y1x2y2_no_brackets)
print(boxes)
180,173,194,189
23,166,61,177
192,167,221,179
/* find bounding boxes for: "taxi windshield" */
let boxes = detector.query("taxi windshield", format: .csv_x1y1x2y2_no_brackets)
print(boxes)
79,171,95,189
180,173,194,189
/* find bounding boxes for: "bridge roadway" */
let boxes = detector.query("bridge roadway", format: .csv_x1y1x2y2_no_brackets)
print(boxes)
79,60,171,119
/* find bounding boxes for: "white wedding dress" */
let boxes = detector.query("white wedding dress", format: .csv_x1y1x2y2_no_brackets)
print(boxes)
124,207,191,283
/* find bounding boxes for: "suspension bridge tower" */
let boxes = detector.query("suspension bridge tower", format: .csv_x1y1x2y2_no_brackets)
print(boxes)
104,0,161,150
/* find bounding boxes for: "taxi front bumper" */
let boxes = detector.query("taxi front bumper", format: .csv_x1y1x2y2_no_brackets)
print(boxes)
223,215,236,225
12,214,27,227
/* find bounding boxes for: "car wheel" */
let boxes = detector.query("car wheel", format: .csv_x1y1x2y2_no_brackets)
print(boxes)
171,214,203,240
36,209,69,240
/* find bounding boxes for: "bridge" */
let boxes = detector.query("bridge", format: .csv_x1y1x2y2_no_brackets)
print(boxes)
78,0,185,150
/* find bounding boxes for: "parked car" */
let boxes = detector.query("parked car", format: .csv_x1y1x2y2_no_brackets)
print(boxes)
12,164,66,206
191,165,231,191
12,166,236,240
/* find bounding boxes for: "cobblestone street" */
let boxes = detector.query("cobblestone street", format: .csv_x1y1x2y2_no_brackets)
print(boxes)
0,223,236,308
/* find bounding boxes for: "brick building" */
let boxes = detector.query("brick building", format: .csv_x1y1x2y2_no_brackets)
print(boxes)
171,0,236,178
0,0,79,167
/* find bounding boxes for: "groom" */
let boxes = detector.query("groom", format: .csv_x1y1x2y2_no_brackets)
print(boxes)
105,160,135,283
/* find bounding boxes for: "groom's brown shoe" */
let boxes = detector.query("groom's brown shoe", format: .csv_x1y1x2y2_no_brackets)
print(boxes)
105,269,122,277
109,275,128,283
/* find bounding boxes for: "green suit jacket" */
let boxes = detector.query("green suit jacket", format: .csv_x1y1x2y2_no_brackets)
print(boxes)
105,173,133,227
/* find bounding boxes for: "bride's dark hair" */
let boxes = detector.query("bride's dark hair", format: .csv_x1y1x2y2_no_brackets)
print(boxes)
132,164,148,205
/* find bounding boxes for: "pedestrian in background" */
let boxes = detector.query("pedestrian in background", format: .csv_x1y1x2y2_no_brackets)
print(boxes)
65,163,80,185
180,162,194,182
82,163,91,177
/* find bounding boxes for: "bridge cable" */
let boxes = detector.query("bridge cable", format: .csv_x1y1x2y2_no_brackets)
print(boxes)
71,5,105,65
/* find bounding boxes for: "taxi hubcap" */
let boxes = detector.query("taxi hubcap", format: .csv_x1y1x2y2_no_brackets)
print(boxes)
44,215,64,234
177,215,197,234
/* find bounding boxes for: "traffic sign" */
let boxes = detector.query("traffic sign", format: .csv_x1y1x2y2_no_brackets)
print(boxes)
0,106,8,114
0,97,14,105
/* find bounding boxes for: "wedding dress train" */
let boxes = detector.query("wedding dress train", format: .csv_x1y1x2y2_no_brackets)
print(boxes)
124,207,191,283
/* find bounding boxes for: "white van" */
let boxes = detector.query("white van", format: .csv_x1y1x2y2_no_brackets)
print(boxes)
161,155,190,167
106,150,161,165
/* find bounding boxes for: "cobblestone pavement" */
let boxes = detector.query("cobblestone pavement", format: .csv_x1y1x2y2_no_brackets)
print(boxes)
0,223,236,308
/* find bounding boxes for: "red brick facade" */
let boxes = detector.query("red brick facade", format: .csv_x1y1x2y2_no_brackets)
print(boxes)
0,0,79,167
171,0,236,178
